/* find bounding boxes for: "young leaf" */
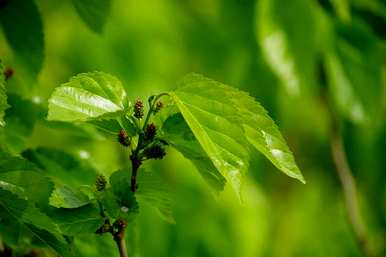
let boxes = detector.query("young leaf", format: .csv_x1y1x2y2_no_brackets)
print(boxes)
0,189,73,257
0,61,8,126
49,204,104,236
162,113,226,192
170,74,305,194
47,72,127,122
71,0,112,34
0,0,44,79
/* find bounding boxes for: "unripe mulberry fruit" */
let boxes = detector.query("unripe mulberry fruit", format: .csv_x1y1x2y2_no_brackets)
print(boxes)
145,123,156,141
133,100,144,119
4,67,14,81
95,175,107,191
144,144,166,159
118,129,131,146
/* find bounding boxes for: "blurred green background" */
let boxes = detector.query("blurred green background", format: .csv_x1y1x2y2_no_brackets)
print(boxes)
0,0,385,256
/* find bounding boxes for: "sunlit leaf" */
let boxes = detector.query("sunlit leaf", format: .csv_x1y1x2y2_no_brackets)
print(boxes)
72,0,113,34
47,72,127,122
0,0,44,79
170,75,250,198
162,113,226,192
170,74,305,196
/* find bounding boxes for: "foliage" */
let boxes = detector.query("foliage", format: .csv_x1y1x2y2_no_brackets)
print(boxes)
0,0,385,256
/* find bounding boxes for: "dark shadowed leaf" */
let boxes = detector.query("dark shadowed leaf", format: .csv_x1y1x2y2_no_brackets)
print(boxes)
71,0,113,33
0,61,8,126
49,204,103,236
0,189,73,256
0,0,44,79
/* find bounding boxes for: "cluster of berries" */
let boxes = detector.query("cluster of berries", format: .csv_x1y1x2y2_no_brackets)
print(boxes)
117,99,166,160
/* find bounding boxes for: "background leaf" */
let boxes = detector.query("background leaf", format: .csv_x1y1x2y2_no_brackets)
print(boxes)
0,188,73,257
256,0,318,96
0,0,44,79
324,19,384,124
0,60,7,126
72,0,113,34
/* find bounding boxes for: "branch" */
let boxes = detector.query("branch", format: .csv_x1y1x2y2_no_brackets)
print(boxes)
114,231,128,257
330,129,374,257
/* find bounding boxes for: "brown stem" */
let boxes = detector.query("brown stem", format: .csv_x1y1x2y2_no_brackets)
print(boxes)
114,231,128,257
130,155,141,192
330,128,374,257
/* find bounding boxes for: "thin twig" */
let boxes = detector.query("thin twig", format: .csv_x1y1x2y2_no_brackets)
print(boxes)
330,127,374,257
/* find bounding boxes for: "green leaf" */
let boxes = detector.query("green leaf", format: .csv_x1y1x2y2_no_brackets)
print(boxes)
49,185,91,209
136,169,175,224
170,74,305,196
49,204,104,236
162,113,226,192
256,0,318,96
74,234,119,257
0,189,73,256
0,0,44,79
71,0,113,34
0,149,53,209
0,148,40,173
22,147,98,188
0,94,46,153
324,19,384,124
0,61,8,126
109,170,139,221
47,72,127,122
170,75,250,198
